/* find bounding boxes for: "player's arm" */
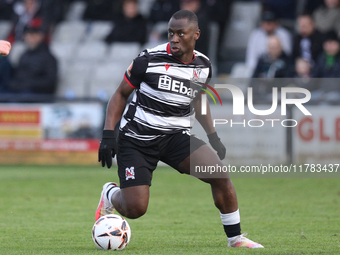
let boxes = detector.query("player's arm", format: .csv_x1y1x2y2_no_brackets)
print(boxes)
98,79,134,168
0,40,11,56
193,95,226,160
104,79,134,130
99,50,147,168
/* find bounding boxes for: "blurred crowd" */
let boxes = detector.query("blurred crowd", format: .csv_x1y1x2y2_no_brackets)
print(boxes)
0,0,339,103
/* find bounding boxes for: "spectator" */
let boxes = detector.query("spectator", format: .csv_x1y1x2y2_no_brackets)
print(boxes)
180,0,210,56
8,24,58,95
285,58,318,99
0,55,12,92
203,0,233,49
262,0,297,20
313,0,340,34
312,30,340,78
0,0,15,20
246,11,292,72
294,57,312,78
40,0,64,26
83,0,116,21
105,0,147,45
292,14,324,66
304,0,324,14
311,30,340,102
7,0,46,43
252,35,291,78
149,0,180,23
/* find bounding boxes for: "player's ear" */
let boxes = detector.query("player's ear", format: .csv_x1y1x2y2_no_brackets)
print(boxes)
194,29,200,41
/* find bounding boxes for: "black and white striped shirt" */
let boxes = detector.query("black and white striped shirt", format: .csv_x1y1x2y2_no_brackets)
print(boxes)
121,43,211,140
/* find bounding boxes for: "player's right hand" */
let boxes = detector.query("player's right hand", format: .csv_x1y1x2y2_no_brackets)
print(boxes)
98,130,118,169
208,132,226,160
0,40,11,56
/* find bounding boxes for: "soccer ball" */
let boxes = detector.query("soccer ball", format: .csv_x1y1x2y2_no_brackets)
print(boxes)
92,214,131,250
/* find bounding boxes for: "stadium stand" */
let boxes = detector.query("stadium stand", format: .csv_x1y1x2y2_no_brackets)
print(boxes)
52,21,87,43
7,41,27,67
56,61,92,98
64,1,87,21
220,1,262,73
85,21,114,42
75,41,108,62
89,62,127,100
107,42,141,67
229,62,253,78
50,41,77,62
0,21,11,40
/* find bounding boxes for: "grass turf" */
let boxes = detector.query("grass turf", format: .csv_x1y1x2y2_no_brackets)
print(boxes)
0,165,339,254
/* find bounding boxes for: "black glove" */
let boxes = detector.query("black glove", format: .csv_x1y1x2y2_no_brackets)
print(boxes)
98,130,118,168
208,132,226,160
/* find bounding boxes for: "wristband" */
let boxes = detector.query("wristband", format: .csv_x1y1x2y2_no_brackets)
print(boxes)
207,132,219,141
102,130,116,138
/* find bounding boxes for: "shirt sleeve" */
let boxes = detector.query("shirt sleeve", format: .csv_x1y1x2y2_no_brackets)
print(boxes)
124,50,149,89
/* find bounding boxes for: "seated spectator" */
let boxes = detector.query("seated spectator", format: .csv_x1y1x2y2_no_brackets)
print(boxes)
180,0,210,56
0,0,15,20
292,14,325,66
105,0,147,45
8,24,58,95
7,0,47,43
311,30,340,102
304,0,324,14
149,0,180,24
252,35,291,79
313,0,340,34
289,58,319,96
0,55,12,92
312,30,340,78
203,0,233,51
40,0,64,27
294,58,312,78
83,0,116,21
261,0,297,20
246,11,292,72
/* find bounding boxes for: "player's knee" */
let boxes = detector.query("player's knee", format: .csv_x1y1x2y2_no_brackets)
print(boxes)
123,200,148,219
125,205,147,219
208,177,232,187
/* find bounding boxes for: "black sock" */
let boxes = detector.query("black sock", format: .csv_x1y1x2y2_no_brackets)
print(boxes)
223,223,241,238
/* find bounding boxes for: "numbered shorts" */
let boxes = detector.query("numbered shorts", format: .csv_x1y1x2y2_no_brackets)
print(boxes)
117,131,205,188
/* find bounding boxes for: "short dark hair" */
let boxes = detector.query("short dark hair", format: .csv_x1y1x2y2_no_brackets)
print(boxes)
171,10,198,28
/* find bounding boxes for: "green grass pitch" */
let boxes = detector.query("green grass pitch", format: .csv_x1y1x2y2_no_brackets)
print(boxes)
0,165,339,254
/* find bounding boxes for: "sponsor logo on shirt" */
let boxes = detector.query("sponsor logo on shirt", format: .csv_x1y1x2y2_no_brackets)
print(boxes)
158,75,198,97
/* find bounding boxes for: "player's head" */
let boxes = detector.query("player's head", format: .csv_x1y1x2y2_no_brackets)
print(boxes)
168,10,200,61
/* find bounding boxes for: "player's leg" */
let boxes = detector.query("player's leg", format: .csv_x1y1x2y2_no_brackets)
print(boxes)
110,185,149,219
164,134,263,248
178,144,238,213
96,135,158,220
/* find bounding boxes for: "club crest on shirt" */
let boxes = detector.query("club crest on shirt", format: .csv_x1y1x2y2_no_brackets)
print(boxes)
125,167,135,180
192,68,202,82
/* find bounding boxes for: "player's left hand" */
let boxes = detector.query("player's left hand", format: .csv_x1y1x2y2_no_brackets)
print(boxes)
208,132,226,160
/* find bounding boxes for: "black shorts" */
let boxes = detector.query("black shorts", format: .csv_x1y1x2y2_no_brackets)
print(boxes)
117,131,205,188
